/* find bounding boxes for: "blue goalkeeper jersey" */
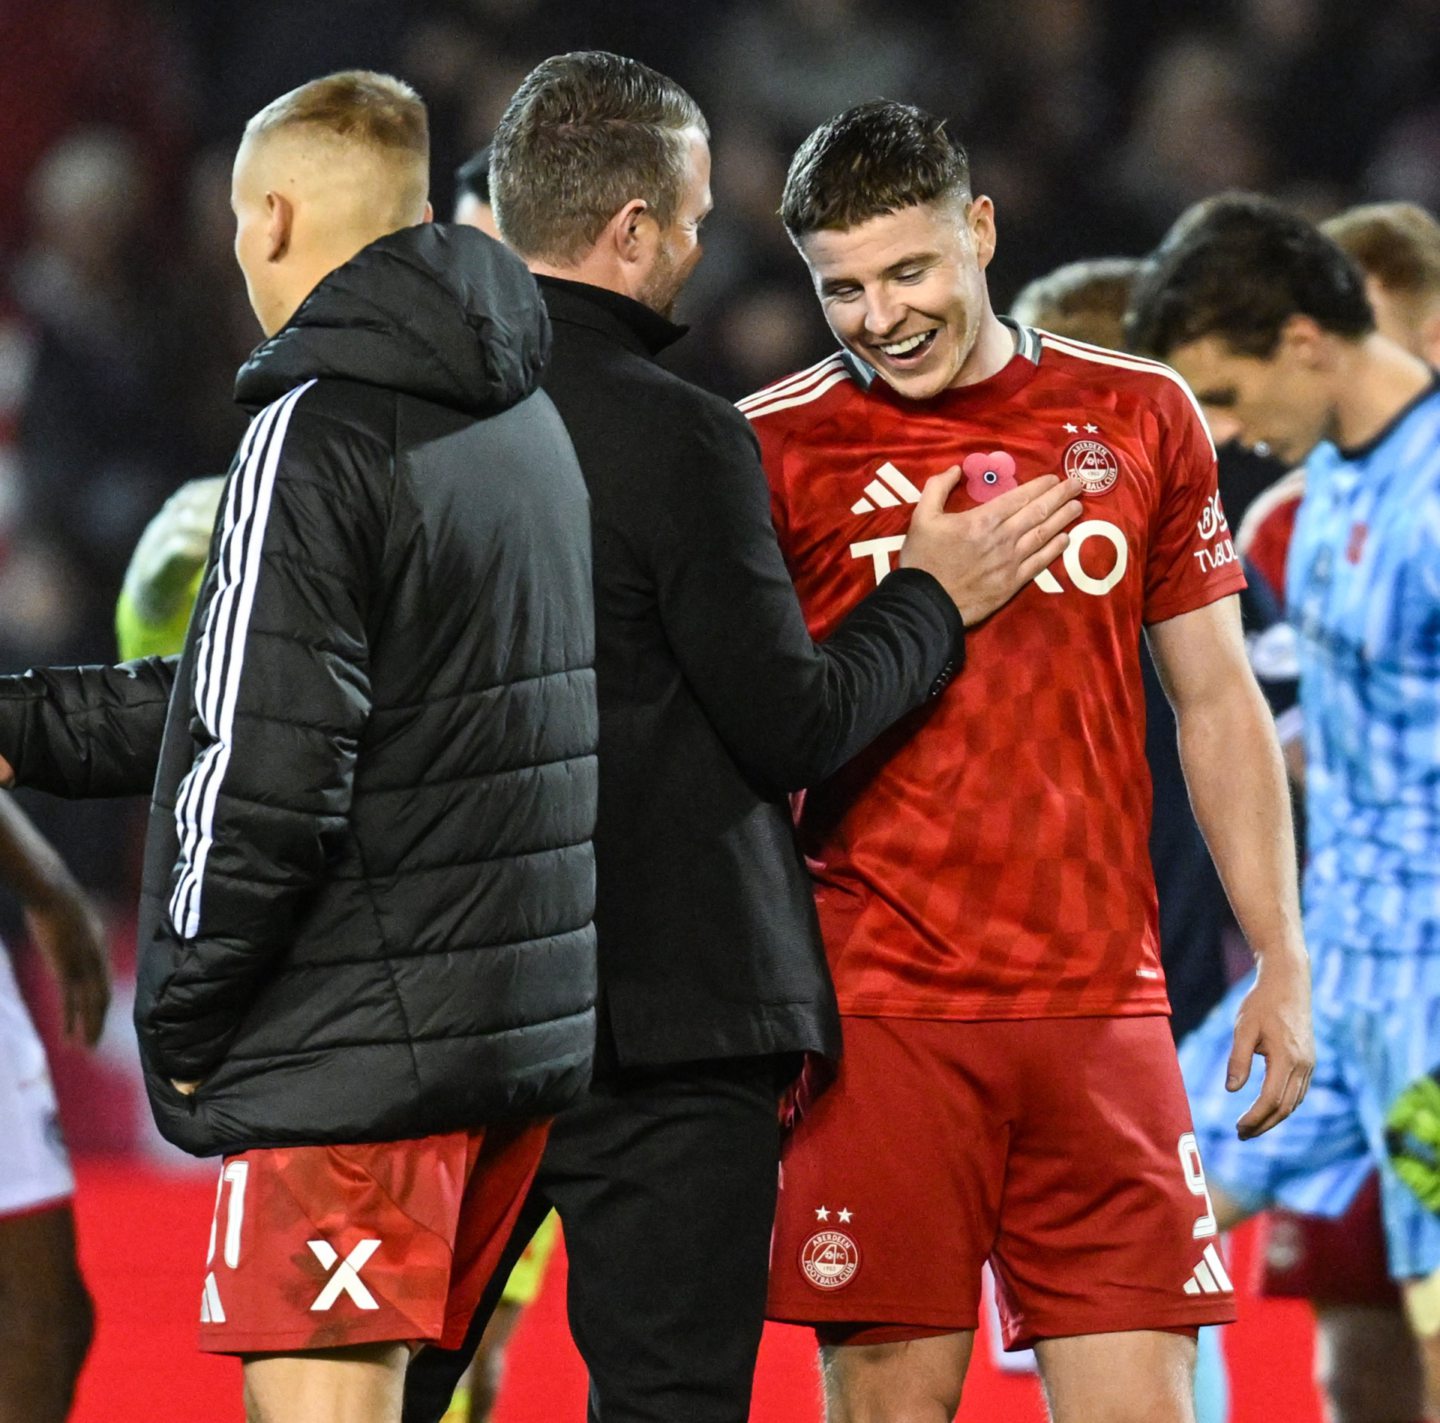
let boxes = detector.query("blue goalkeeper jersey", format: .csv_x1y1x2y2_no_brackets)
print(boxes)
1287,375,1440,963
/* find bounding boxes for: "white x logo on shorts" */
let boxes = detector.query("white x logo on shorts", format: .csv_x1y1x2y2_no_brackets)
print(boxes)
307,1238,382,1312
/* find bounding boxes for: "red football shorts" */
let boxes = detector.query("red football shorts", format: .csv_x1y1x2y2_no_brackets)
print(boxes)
768,1016,1236,1350
196,1120,550,1354
1256,1174,1401,1306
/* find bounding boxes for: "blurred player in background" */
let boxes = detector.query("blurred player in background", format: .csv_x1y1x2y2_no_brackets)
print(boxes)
0,795,108,1423
746,103,1311,1423
1010,258,1137,354
453,145,501,242
1129,191,1440,1417
1231,200,1440,1423
114,476,222,660
1021,215,1438,1423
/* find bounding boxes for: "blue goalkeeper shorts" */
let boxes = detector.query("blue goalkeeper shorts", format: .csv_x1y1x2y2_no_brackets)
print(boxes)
1179,948,1440,1280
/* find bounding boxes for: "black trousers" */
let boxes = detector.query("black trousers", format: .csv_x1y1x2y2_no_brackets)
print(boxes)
402,1056,789,1423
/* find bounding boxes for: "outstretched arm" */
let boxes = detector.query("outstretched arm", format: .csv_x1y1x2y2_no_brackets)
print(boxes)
0,657,177,797
1147,594,1314,1139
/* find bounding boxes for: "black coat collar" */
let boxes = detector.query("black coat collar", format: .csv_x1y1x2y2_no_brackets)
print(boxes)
536,276,687,358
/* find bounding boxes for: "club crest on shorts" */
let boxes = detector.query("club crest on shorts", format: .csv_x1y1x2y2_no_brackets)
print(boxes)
800,1229,860,1290
1063,438,1119,495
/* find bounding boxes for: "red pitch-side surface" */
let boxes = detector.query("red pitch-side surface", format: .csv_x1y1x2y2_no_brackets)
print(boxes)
69,1159,1322,1422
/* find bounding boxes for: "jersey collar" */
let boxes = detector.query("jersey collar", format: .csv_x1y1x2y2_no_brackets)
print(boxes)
1334,367,1440,463
535,275,688,359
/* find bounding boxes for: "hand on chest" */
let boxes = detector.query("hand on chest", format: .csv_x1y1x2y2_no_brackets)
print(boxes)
828,419,1153,605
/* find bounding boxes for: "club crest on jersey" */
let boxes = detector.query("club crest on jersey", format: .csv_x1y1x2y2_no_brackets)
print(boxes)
801,1229,860,1290
1063,438,1119,495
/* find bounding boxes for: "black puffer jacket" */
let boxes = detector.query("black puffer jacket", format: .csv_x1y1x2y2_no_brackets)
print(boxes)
0,226,598,1155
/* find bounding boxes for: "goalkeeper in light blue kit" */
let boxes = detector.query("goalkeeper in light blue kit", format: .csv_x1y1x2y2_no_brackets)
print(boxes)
1128,192,1440,1409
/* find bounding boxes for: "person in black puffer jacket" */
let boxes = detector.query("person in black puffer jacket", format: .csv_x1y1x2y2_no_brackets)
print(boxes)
0,71,596,1418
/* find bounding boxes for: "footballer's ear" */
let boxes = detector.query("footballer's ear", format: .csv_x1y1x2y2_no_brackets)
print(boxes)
608,198,654,267
968,195,997,270
264,189,294,263
1277,313,1330,369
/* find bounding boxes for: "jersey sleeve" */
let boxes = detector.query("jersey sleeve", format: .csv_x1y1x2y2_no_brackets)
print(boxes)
1143,382,1247,625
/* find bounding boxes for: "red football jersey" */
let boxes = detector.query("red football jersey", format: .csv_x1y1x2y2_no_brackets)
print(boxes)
741,325,1247,1020
1236,466,1306,604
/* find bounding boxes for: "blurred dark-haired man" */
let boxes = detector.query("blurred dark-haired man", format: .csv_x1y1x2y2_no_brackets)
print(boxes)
1238,200,1440,606
403,50,1085,1423
743,104,1312,1423
1238,202,1440,1423
1130,189,1440,1417
453,145,501,240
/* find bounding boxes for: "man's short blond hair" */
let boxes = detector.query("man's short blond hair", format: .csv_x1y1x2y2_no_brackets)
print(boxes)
1010,257,1141,352
245,70,429,225
1322,202,1440,303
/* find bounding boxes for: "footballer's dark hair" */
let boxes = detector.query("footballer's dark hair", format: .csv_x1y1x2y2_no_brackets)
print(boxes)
489,51,707,265
781,100,970,240
1126,192,1374,359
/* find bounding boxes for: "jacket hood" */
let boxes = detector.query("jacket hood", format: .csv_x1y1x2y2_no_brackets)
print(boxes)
235,224,549,416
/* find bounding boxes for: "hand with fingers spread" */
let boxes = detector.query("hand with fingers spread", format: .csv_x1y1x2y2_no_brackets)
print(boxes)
899,470,1084,626
1227,952,1314,1139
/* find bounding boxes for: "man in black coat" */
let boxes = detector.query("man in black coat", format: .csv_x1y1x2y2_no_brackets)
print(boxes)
0,72,597,1422
404,53,1082,1423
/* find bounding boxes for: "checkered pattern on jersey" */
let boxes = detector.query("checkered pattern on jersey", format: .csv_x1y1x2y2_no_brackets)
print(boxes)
1181,947,1440,1280
747,331,1246,1019
1286,384,1440,961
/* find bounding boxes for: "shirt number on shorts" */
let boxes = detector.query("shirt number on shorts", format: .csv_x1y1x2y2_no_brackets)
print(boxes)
207,1160,249,1269
1178,1132,1217,1240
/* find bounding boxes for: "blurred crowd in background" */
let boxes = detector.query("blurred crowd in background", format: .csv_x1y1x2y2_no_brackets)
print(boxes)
1,0,1438,1154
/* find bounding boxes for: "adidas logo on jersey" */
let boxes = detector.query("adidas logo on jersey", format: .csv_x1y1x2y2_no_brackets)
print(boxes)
1183,1242,1233,1296
850,462,922,515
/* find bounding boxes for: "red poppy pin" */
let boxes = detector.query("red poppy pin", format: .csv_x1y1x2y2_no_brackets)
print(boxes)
961,450,1018,502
